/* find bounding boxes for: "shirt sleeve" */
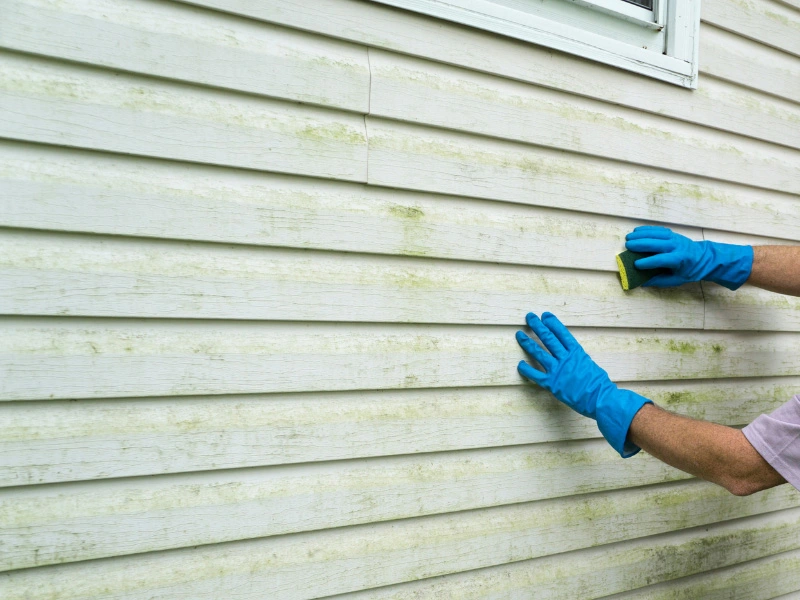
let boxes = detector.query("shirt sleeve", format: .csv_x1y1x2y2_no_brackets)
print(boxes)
742,395,800,492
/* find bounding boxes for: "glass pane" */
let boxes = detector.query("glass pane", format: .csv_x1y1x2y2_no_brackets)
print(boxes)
622,0,653,9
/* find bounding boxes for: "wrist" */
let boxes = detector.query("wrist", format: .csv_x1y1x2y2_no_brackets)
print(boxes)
705,242,753,290
595,388,652,458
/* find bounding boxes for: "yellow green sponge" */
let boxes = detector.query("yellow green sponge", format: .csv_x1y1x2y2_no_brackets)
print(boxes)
616,250,670,291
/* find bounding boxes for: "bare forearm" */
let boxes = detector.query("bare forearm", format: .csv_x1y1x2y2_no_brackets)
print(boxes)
628,404,785,495
747,246,800,297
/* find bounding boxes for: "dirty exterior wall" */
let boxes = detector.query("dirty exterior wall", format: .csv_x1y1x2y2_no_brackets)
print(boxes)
1,0,800,597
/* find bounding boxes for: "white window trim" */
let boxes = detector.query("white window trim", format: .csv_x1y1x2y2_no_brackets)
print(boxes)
572,0,660,28
372,0,701,88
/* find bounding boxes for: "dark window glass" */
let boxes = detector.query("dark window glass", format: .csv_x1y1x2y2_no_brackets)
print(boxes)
622,0,653,9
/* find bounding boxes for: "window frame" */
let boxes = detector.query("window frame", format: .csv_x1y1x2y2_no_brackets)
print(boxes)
371,0,700,88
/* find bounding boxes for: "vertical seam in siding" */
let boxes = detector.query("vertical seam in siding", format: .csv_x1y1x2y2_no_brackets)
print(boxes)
701,228,708,331
366,48,373,181
364,115,370,181
366,47,373,115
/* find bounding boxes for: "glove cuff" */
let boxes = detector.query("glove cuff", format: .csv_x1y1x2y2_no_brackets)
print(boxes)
705,243,754,291
596,389,652,458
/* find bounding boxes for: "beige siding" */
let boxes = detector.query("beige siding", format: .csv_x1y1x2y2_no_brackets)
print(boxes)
1,0,371,112
1,0,799,598
3,377,798,486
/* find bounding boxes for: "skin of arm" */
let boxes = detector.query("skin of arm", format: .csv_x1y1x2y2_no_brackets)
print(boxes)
628,403,786,496
747,246,800,297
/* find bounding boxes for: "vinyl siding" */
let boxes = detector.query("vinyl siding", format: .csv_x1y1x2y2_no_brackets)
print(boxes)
1,0,799,598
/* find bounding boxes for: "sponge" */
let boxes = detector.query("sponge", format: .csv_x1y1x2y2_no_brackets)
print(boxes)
616,250,671,291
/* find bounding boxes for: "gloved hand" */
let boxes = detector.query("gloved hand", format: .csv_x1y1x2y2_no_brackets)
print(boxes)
516,312,651,458
625,226,753,290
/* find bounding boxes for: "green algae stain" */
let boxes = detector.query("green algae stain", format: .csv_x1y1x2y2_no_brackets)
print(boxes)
381,63,680,144
372,128,744,219
310,55,369,74
765,10,796,28
120,86,166,112
296,122,365,146
0,66,84,102
6,60,368,147
403,374,419,387
667,339,699,355
389,204,425,220
387,203,431,257
663,390,694,406
648,182,730,206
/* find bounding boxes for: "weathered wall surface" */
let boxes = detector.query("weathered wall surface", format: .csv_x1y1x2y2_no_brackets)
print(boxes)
1,0,800,597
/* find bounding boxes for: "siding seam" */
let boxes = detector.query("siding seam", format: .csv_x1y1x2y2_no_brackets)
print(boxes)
366,47,373,182
367,47,373,115
701,228,708,332
364,115,370,182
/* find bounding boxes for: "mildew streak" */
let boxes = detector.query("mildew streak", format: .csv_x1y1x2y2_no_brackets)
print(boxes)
4,0,370,111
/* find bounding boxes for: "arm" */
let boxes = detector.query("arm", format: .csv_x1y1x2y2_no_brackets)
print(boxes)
625,226,800,297
628,403,786,496
517,312,787,495
748,245,800,297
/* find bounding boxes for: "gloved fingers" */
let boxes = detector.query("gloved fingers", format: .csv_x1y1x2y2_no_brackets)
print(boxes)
642,274,687,288
516,330,556,371
634,252,680,271
626,226,673,240
524,312,567,359
517,360,547,385
540,312,581,353
624,238,675,254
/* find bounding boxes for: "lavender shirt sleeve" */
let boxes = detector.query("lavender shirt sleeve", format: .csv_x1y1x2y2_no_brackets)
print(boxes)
742,395,800,492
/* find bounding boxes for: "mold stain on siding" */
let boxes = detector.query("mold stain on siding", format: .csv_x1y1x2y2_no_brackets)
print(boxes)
0,56,367,147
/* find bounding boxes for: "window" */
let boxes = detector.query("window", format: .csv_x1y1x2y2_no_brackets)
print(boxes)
371,0,700,88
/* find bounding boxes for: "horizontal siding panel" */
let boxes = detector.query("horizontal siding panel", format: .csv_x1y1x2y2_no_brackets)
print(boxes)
4,320,800,400
0,51,367,181
703,0,800,58
336,511,800,600
701,24,800,104
704,285,800,332
0,229,704,327
694,76,800,150
3,377,796,486
607,548,800,599
366,119,800,238
0,0,370,112
186,0,799,148
371,48,800,153
0,141,722,266
2,495,799,599
705,229,800,247
1,439,693,570
4,142,799,251
369,50,800,187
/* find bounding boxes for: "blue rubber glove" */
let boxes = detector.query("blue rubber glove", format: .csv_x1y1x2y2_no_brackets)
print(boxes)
516,312,651,458
625,226,753,290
